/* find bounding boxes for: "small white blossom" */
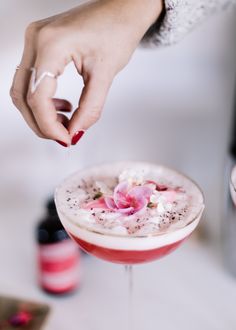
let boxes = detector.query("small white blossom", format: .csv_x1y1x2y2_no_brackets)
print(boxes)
150,191,166,204
95,181,112,195
150,191,174,214
150,192,159,204
157,202,166,214
119,168,147,185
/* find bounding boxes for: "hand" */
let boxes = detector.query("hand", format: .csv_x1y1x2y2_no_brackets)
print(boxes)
10,0,163,146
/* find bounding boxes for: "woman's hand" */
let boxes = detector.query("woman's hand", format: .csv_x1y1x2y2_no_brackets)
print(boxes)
10,0,163,146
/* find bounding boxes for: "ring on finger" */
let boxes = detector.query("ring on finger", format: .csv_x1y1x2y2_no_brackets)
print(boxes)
30,67,58,93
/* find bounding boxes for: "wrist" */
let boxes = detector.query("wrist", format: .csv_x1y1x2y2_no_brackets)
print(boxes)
112,0,162,27
133,0,164,29
105,0,163,39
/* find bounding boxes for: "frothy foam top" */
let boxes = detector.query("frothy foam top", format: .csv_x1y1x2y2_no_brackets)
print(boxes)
55,162,204,238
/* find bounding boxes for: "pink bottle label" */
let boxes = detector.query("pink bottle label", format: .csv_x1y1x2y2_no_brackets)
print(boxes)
38,240,80,293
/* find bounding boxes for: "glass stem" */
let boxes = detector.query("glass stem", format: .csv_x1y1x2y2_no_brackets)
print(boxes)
125,265,133,330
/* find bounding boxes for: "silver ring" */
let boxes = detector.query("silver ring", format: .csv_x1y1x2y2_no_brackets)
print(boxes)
30,67,57,93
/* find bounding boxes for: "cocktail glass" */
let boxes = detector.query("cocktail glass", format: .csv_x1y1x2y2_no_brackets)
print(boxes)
55,163,204,265
54,162,204,328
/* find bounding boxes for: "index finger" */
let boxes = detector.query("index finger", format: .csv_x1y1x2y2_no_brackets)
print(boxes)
27,56,71,145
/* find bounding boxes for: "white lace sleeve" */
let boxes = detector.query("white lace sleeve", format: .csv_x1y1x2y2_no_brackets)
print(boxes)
144,0,235,46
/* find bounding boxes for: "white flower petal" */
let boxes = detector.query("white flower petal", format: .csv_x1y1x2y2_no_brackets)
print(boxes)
157,202,166,214
95,181,112,195
118,168,147,185
150,195,158,203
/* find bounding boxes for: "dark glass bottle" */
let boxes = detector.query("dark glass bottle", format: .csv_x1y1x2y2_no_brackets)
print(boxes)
36,199,81,295
46,198,58,217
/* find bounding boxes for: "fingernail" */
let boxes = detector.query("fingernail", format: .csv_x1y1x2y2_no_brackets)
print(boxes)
71,130,85,145
56,140,68,147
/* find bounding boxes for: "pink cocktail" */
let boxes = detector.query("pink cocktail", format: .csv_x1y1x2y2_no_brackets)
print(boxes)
55,162,204,264
70,235,186,264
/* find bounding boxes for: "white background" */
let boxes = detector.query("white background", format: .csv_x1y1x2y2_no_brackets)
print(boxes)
1,1,236,329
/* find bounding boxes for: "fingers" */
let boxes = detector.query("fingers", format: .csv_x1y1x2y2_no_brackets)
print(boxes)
27,52,71,144
11,21,72,143
68,71,112,137
10,69,44,137
53,98,72,112
11,67,71,139
11,18,113,145
57,113,70,128
10,23,44,137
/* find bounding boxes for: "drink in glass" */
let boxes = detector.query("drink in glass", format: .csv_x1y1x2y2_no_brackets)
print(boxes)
55,162,204,264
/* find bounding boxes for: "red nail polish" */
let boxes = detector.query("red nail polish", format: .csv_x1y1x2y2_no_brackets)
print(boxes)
56,140,68,147
71,130,85,145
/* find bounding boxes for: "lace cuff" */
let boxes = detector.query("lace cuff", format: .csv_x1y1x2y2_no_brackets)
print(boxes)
143,0,234,46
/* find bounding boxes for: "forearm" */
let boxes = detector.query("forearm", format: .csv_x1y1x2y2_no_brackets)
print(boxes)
100,0,163,42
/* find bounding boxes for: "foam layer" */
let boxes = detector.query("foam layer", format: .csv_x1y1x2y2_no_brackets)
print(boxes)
55,162,204,250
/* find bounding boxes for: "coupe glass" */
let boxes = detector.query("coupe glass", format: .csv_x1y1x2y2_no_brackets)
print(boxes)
54,162,204,329
54,162,204,265
55,207,203,264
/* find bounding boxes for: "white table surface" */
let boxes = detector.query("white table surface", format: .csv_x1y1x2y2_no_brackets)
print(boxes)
1,203,236,330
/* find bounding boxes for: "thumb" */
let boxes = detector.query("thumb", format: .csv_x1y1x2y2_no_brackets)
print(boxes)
68,73,112,143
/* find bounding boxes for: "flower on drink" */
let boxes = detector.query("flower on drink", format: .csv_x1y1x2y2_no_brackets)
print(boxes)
149,190,176,213
95,181,113,195
118,168,147,185
84,169,180,216
104,181,153,215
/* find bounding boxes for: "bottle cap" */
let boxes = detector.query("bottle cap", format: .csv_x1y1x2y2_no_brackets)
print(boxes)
37,216,69,244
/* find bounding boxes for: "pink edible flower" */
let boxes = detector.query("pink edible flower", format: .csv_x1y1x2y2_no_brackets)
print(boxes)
104,182,153,216
146,180,183,203
83,179,181,215
145,180,168,191
83,197,109,210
